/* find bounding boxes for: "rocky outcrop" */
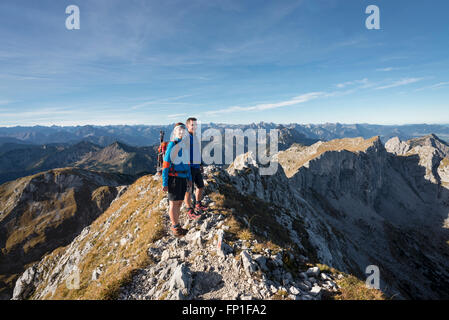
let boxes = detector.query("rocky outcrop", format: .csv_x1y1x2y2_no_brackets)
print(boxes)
289,137,386,207
12,171,344,301
438,158,449,188
118,210,340,301
278,136,449,299
0,168,132,299
386,134,449,185
384,137,410,155
10,134,449,300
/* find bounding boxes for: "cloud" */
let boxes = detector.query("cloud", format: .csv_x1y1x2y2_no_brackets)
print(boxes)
204,92,325,116
167,113,187,119
376,67,398,72
0,100,13,106
335,78,369,88
130,95,195,110
203,75,428,118
415,81,449,91
0,107,75,118
374,78,424,90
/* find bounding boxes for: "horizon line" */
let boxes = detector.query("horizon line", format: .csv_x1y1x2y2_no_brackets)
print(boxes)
1,122,449,129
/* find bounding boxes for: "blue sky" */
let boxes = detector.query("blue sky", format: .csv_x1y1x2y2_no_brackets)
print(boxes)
0,0,448,126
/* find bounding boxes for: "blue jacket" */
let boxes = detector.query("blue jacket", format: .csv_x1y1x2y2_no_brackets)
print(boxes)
162,138,192,187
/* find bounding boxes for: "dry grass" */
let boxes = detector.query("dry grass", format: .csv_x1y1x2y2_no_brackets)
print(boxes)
39,175,167,300
209,167,386,301
237,229,253,241
331,275,386,300
209,174,317,265
0,168,134,297
271,289,290,300
252,241,281,254
314,264,386,300
4,189,77,252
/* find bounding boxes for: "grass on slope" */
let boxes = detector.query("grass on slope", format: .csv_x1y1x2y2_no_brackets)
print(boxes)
40,175,166,300
207,169,386,301
207,170,319,271
316,264,386,300
440,157,449,168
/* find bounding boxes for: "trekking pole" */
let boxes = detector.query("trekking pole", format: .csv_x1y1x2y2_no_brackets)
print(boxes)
157,130,165,175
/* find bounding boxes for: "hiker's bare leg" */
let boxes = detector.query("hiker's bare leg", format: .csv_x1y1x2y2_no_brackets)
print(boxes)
169,200,183,226
184,189,192,208
195,187,203,203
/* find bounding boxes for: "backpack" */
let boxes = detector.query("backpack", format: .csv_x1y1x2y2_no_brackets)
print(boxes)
157,140,182,175
157,141,169,175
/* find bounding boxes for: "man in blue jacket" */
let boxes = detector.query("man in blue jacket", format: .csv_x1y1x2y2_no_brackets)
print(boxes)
162,122,195,237
184,117,207,214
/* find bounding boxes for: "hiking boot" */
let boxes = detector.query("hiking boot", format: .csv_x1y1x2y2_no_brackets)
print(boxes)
195,202,208,212
171,225,188,237
187,207,201,220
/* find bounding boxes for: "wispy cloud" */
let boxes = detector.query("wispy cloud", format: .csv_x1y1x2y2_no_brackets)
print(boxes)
204,75,430,117
0,100,13,106
335,78,369,88
204,92,325,116
376,67,399,72
415,81,449,91
130,95,195,110
374,78,424,90
0,107,75,118
167,113,187,119
0,74,50,81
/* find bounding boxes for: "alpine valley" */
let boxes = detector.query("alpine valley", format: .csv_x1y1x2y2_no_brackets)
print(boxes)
1,124,448,300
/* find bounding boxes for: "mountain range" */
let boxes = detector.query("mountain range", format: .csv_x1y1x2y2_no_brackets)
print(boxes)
0,140,157,185
2,123,449,185
0,168,133,299
1,132,448,300
1,123,448,147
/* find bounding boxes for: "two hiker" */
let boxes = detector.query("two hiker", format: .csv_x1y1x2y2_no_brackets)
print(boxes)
161,118,206,237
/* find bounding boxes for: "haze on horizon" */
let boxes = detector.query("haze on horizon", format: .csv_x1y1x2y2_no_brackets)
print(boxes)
1,0,449,127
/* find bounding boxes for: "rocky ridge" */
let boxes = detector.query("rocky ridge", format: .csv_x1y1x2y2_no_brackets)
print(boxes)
118,203,339,301
10,165,353,301
385,134,449,186
10,134,449,300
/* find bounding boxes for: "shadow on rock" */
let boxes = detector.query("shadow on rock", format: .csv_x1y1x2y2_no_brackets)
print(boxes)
191,271,224,298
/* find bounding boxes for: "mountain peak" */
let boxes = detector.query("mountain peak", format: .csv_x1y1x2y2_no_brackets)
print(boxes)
405,133,449,158
426,133,448,145
277,136,383,177
103,141,137,154
227,151,259,172
109,141,128,148
408,133,445,145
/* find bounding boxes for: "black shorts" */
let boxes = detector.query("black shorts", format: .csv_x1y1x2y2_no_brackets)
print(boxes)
167,176,187,201
190,167,204,189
